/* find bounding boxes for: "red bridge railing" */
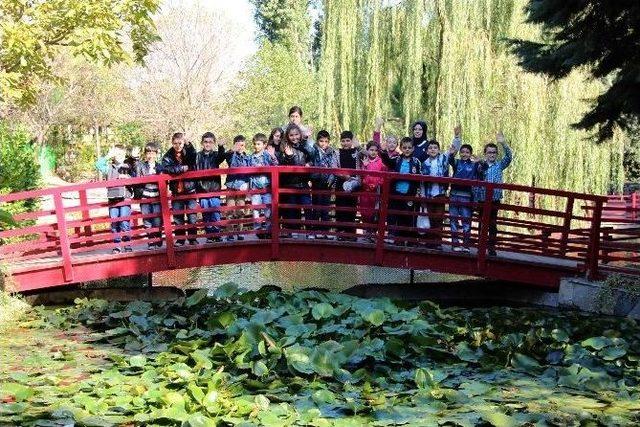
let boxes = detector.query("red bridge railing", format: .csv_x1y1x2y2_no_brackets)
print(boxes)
0,166,637,291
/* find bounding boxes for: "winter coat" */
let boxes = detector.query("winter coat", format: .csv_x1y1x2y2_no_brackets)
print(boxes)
158,143,197,195
106,162,133,199
195,146,226,193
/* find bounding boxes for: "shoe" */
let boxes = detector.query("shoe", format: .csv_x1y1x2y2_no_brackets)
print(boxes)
488,249,497,257
175,240,185,247
112,247,121,254
326,235,336,240
462,247,471,253
189,239,198,246
307,234,316,240
124,246,132,253
206,237,215,244
227,235,235,241
237,235,244,241
452,246,464,252
147,243,155,250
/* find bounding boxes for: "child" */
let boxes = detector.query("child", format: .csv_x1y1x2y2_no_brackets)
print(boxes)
249,133,278,239
106,144,133,253
305,130,338,239
267,127,283,154
360,140,388,241
475,132,513,256
380,137,422,244
335,130,363,240
420,126,462,249
134,143,162,250
195,132,226,243
276,124,312,237
372,117,399,159
158,132,199,246
225,135,251,241
448,136,482,252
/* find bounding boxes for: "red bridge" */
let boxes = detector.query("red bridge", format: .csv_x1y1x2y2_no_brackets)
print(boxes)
1,167,638,292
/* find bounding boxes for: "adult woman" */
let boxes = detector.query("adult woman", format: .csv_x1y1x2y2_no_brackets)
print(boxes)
411,120,429,162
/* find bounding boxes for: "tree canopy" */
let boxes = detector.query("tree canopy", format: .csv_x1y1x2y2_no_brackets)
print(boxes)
0,0,160,106
510,0,640,142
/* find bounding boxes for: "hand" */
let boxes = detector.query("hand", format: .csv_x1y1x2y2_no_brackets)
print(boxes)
131,146,141,158
182,165,189,172
470,155,479,162
218,139,225,147
305,125,313,138
284,145,293,156
496,131,505,144
267,145,276,157
374,116,384,131
449,145,457,155
454,125,462,137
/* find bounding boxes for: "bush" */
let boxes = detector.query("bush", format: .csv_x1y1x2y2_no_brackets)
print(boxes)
0,121,40,193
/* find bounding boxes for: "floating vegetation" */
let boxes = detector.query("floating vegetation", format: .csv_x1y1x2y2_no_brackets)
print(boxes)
1,284,640,426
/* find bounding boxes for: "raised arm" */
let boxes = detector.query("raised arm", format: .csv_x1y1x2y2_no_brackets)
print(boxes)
497,132,513,169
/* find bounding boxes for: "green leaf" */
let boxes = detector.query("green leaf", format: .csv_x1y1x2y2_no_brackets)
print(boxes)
551,328,570,343
0,209,16,226
311,303,335,320
129,354,147,368
252,360,269,377
186,289,208,307
184,413,217,427
363,309,386,326
191,349,213,370
481,410,517,427
600,346,626,360
581,336,612,350
510,353,541,371
0,383,35,401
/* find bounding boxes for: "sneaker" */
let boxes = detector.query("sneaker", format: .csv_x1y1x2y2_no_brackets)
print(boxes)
326,235,336,240
452,246,464,252
307,234,316,239
147,243,155,250
189,239,198,246
462,247,471,253
124,246,133,253
205,237,216,244
227,235,235,241
112,247,121,254
175,240,185,247
237,235,244,241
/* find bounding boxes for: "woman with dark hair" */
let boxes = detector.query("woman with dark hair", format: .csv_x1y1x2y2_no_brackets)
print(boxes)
411,120,429,162
276,124,312,237
285,105,313,143
268,127,283,153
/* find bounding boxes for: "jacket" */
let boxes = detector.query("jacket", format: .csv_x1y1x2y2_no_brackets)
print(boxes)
449,157,481,197
276,147,309,188
158,143,197,195
225,151,252,190
303,140,339,188
380,151,422,196
106,162,133,199
249,151,278,189
134,160,160,198
195,146,226,193
474,142,513,202
362,156,388,191
421,153,450,197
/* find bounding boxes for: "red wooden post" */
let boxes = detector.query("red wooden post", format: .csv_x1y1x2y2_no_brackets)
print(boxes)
477,186,494,275
78,189,93,246
375,177,391,265
586,199,603,280
53,192,74,282
270,168,280,260
560,196,574,253
158,178,176,268
632,191,638,222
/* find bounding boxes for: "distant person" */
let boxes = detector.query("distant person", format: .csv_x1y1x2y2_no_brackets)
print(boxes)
134,143,162,250
249,133,278,239
158,132,198,246
305,130,339,239
380,137,422,245
195,132,226,243
360,140,388,242
225,135,252,241
105,144,133,253
448,131,482,252
474,132,513,256
275,124,312,237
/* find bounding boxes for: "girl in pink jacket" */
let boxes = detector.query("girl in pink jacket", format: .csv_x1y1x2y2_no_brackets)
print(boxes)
360,141,388,237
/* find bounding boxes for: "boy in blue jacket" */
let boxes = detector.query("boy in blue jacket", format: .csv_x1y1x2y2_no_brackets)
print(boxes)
249,133,278,239
448,136,482,252
195,132,227,243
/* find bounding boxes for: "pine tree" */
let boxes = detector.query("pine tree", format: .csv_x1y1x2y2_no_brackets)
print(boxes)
510,1,640,141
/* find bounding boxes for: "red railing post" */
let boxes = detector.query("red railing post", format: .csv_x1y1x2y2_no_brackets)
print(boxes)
560,196,574,253
158,177,176,268
78,189,93,247
586,199,603,280
477,185,494,275
53,192,74,282
374,176,391,265
632,191,638,222
270,168,280,260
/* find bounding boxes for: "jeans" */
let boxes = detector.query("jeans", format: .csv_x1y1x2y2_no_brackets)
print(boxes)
450,194,472,246
199,196,222,234
172,198,198,242
108,203,131,244
140,202,162,244
251,193,272,230
281,192,312,230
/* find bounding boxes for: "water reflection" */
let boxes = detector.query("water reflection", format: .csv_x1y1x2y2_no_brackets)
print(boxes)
153,262,469,292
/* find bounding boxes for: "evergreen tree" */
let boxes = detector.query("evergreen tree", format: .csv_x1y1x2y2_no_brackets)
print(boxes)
510,1,640,141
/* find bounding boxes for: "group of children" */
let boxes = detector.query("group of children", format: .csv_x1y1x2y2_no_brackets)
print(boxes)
104,106,512,255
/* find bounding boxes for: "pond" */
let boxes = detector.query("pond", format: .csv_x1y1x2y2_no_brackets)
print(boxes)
1,284,639,426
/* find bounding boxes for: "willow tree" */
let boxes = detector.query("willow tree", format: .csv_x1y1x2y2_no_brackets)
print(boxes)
317,0,625,201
